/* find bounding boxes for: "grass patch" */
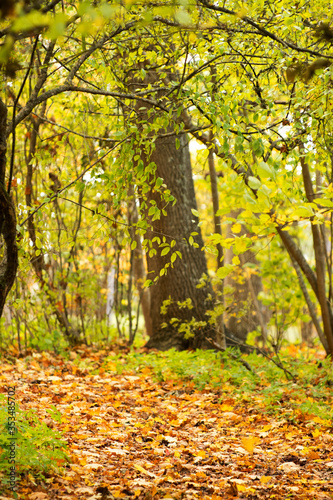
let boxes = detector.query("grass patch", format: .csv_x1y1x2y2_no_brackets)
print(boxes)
102,344,333,424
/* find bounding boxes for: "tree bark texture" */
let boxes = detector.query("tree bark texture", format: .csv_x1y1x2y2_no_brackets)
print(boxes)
0,99,18,318
122,59,219,350
142,130,216,350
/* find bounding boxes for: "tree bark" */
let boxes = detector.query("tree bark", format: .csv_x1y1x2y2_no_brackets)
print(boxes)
123,60,218,351
224,210,267,343
299,149,333,354
207,140,226,349
142,130,216,350
128,186,152,338
0,99,18,318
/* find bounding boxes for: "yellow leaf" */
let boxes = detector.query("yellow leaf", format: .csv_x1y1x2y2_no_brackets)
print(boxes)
231,223,241,233
134,464,155,477
237,484,247,492
188,32,197,43
312,428,321,439
241,436,259,453
261,425,271,432
313,416,327,425
196,450,206,458
260,476,272,484
140,366,152,376
232,255,240,265
106,362,117,372
220,404,234,412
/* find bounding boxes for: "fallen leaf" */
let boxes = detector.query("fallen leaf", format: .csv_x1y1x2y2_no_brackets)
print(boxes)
260,476,272,484
133,464,156,477
241,436,259,454
278,462,300,472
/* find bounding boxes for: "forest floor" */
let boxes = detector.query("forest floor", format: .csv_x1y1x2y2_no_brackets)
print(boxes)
1,346,333,500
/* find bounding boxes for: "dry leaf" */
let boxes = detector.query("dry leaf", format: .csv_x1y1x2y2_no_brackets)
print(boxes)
133,464,156,477
241,436,259,453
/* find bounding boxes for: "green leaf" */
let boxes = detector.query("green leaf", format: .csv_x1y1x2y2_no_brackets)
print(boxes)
191,208,199,217
313,198,333,207
161,247,170,256
175,9,192,25
234,237,248,255
216,264,234,279
257,161,274,179
293,206,314,218
155,177,163,188
46,13,67,40
248,176,261,190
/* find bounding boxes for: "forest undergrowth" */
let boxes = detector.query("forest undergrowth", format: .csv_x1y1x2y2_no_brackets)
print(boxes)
0,344,333,499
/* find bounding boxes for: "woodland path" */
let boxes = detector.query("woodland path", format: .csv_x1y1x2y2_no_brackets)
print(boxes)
1,349,333,500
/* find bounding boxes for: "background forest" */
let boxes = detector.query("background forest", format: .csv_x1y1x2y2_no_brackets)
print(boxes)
1,1,333,498
1,0,333,355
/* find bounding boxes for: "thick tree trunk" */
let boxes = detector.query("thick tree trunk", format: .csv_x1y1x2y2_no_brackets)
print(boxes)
126,61,218,350
0,99,18,318
142,131,215,350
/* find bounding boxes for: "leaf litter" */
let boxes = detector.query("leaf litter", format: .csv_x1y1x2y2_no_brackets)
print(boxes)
0,347,333,500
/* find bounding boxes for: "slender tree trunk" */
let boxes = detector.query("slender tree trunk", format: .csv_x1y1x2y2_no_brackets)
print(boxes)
0,99,18,318
25,115,81,346
128,186,152,338
224,209,267,343
299,147,333,354
207,141,226,349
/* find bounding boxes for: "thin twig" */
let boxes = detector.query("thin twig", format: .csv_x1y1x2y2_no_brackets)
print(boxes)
8,35,39,195
206,337,258,377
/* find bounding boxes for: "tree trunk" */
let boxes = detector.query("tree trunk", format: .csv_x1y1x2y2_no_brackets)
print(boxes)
142,130,215,350
207,140,226,349
224,210,267,343
128,186,152,338
125,61,219,351
0,99,18,318
24,115,81,346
